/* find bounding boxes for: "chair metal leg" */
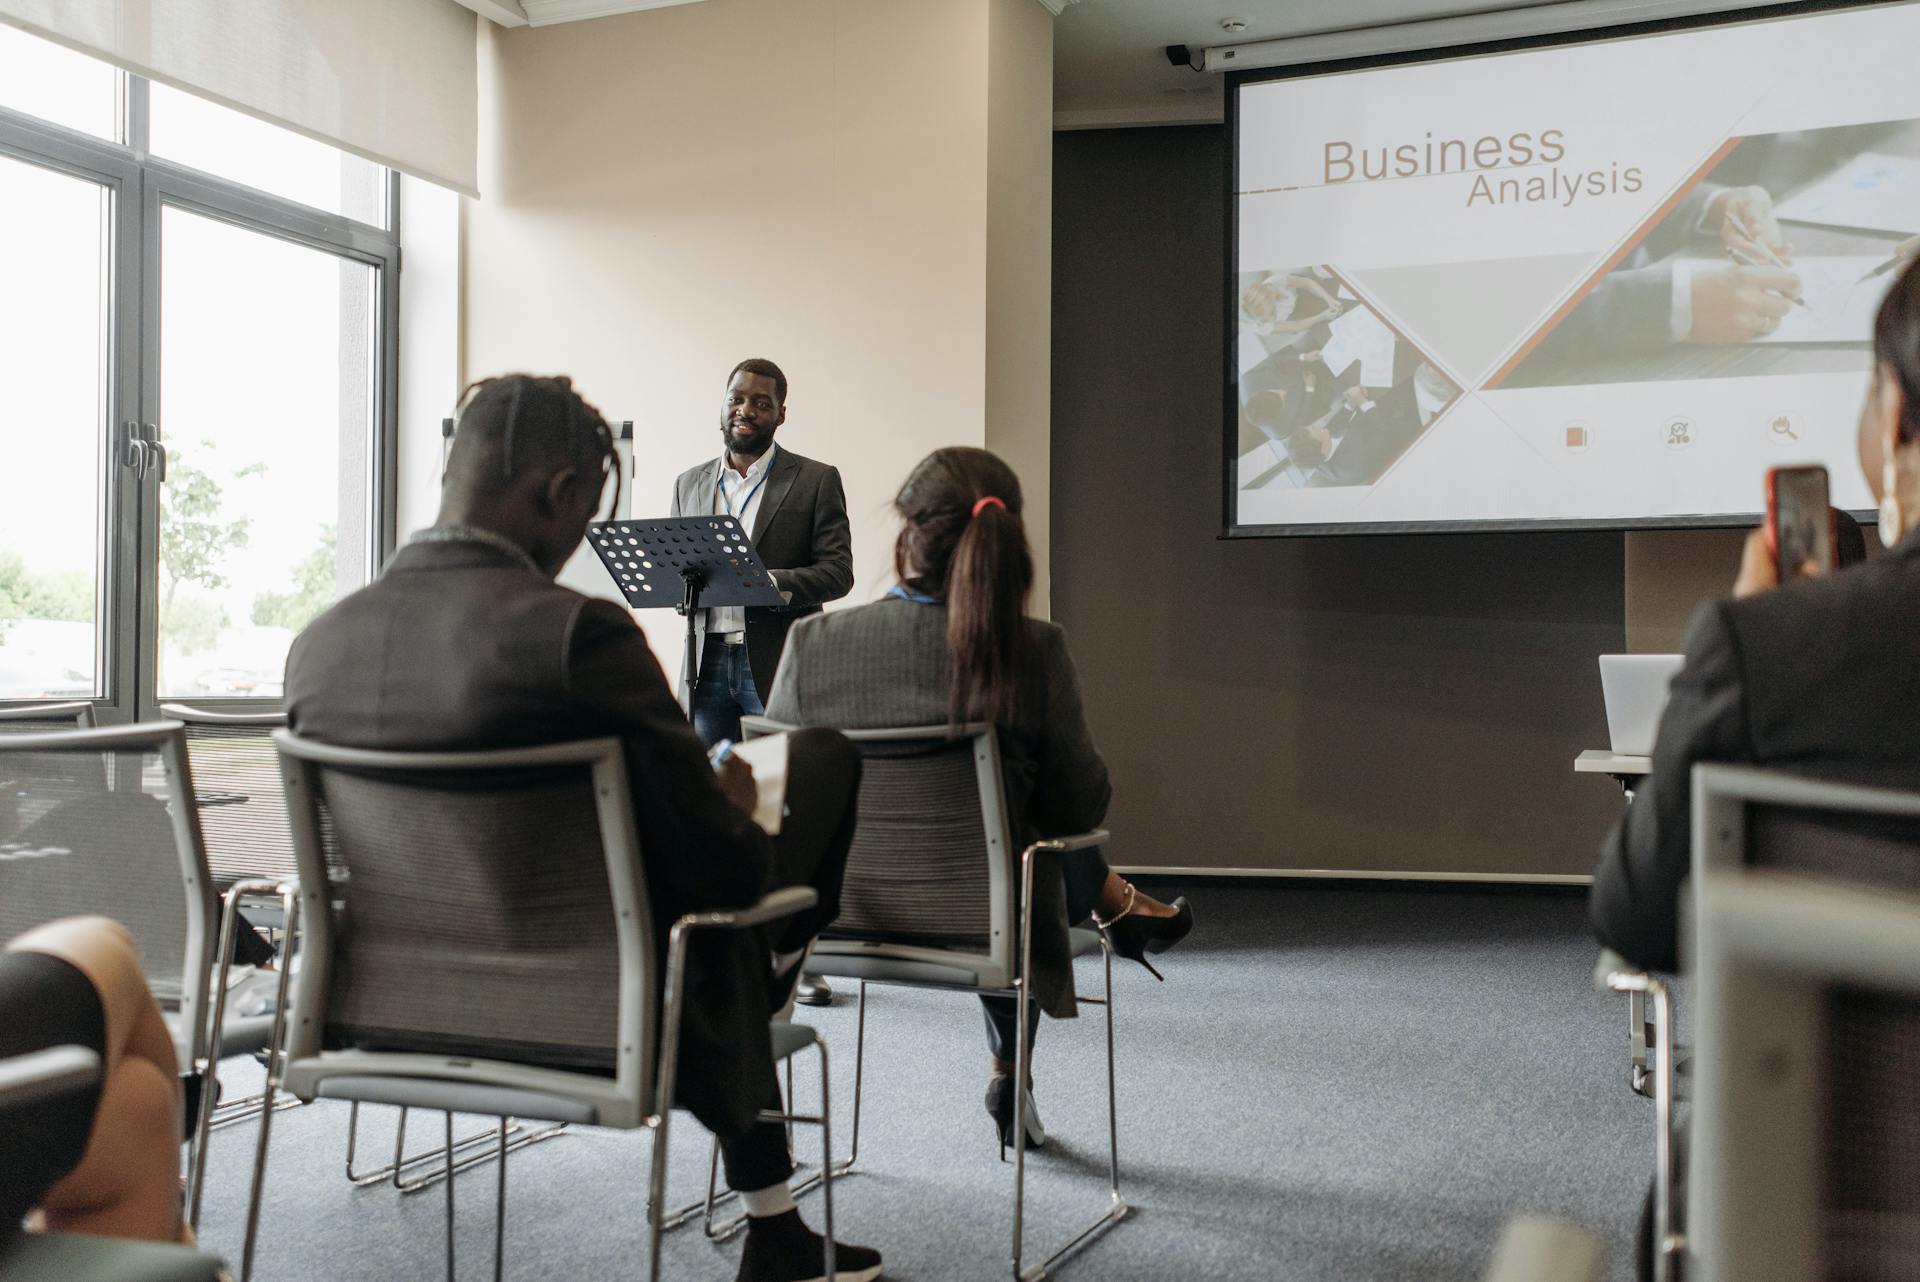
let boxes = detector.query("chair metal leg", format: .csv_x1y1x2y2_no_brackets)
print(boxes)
691,990,871,1235
817,1039,836,1282
209,1089,302,1132
695,1044,837,1251
646,1108,671,1282
792,979,866,1193
1011,845,1129,1281
393,1118,567,1194
648,922,696,1282
1607,969,1684,1282
239,885,300,1282
345,1102,533,1187
1102,940,1121,1201
191,876,284,1228
443,1113,456,1282
1628,987,1653,1096
784,1056,796,1149
494,1117,509,1282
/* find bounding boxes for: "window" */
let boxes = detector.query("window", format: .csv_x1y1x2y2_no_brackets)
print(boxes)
0,25,120,142
149,84,387,228
0,31,397,719
156,209,379,698
0,155,109,699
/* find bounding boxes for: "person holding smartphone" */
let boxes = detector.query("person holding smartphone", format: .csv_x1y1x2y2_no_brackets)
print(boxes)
1591,255,1920,976
1589,250,1920,1282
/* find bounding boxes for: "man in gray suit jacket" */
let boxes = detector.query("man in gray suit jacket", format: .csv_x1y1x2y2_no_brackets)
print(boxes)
671,359,853,747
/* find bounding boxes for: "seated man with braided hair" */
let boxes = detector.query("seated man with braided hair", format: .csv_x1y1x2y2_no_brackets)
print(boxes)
285,374,881,1282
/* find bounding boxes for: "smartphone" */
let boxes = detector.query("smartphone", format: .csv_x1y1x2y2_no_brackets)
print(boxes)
1765,465,1835,582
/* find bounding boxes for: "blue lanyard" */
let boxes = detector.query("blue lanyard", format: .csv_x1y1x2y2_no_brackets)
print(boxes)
717,444,776,520
889,585,940,605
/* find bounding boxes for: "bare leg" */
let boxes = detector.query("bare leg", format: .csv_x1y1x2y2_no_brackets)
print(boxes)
1094,872,1177,920
8,916,191,1245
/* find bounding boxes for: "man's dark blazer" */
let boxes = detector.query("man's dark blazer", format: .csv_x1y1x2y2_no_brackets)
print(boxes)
284,539,787,1139
670,446,853,699
1590,530,1920,972
1309,380,1421,488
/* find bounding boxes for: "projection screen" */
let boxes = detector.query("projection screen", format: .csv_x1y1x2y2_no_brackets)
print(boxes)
1228,1,1919,535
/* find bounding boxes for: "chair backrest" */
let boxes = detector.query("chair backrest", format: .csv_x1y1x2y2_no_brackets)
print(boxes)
747,718,1016,990
159,705,294,889
273,732,655,1119
1690,868,1920,1282
0,721,215,1059
0,703,96,732
1693,765,1920,895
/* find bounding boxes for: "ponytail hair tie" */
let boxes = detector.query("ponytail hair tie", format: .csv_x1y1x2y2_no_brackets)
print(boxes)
971,495,1006,518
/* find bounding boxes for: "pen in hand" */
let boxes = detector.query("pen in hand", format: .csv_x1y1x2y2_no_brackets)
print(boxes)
1725,245,1809,310
1857,241,1917,284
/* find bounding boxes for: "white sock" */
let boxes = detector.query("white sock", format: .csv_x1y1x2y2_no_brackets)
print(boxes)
740,1181,797,1220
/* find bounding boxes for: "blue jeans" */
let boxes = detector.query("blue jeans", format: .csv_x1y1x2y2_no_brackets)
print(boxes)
691,636,765,748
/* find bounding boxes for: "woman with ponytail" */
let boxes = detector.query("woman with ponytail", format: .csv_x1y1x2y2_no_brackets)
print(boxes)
766,446,1193,1152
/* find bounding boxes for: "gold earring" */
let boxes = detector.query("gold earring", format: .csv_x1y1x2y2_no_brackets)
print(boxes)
1882,455,1905,549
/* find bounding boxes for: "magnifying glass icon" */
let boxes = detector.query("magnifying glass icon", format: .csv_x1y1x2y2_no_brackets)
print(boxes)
1771,415,1799,441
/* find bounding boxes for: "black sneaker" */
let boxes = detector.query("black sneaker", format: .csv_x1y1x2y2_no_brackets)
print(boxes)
735,1208,883,1282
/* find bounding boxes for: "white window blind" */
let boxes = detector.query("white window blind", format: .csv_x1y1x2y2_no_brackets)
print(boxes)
0,0,478,196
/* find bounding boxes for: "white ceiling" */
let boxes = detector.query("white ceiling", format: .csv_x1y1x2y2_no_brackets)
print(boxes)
1052,0,1549,127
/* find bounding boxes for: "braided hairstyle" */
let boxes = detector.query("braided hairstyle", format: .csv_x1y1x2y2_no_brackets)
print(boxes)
446,374,620,518
893,447,1032,731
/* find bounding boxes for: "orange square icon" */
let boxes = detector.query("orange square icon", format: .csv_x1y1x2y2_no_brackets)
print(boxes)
1565,424,1589,449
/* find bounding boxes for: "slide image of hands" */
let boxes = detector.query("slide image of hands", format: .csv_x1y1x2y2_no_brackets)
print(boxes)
1498,119,1920,390
1237,267,1461,492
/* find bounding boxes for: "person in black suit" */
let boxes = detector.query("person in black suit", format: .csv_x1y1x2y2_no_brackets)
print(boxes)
1590,257,1920,973
285,375,881,1282
670,359,853,748
1591,259,1920,1282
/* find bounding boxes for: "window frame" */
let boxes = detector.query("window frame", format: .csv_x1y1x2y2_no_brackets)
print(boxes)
0,69,401,720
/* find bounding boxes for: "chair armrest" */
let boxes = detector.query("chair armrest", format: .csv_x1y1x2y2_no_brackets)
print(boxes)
1594,948,1646,994
674,886,819,933
739,716,796,740
0,1045,101,1108
1025,829,1110,857
1482,1215,1607,1282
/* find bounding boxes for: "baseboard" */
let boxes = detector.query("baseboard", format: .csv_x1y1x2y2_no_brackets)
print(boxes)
1112,865,1594,887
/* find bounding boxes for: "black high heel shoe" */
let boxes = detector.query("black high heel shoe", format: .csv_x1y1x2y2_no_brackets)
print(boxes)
1092,887,1195,981
984,1072,1045,1161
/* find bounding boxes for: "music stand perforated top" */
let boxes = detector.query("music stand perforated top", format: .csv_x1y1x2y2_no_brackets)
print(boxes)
588,516,783,610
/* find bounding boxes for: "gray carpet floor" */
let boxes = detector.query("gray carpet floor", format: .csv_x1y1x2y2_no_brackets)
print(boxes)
193,881,1655,1281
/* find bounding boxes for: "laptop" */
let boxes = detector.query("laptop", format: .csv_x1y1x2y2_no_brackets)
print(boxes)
1598,654,1686,756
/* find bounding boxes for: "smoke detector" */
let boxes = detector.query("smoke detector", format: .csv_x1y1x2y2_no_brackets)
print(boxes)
1220,16,1248,32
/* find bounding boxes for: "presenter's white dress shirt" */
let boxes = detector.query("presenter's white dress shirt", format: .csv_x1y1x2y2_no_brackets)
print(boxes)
707,444,776,638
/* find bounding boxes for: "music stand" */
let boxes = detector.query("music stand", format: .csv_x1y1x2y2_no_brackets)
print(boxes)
588,516,784,691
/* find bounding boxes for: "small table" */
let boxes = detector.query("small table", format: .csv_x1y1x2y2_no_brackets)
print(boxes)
1579,749,1660,1100
1576,749,1652,800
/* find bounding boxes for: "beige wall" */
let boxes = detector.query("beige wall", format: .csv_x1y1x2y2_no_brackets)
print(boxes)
984,0,1054,612
1622,528,1747,653
461,0,1053,672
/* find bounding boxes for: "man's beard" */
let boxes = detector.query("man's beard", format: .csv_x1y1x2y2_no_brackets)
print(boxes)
721,417,774,458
